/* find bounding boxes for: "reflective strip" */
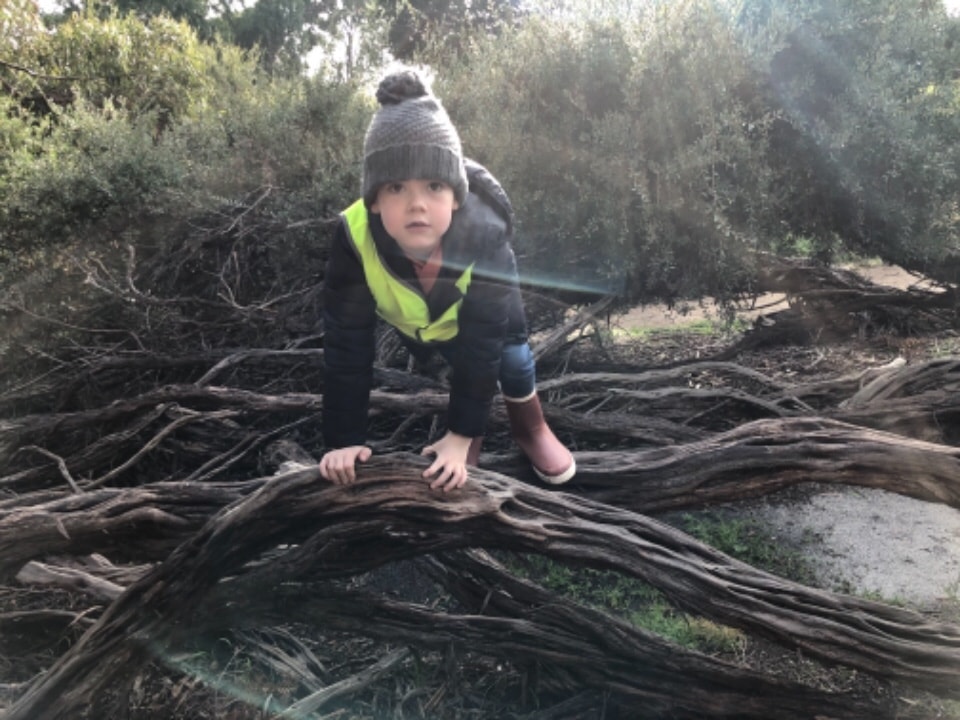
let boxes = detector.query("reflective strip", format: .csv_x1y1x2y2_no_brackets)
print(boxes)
342,199,473,343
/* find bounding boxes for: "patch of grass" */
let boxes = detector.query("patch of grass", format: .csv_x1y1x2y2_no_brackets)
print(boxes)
774,233,874,267
506,554,656,611
503,554,745,655
503,511,826,659
933,579,960,623
681,318,737,335
613,316,747,340
676,511,816,586
839,254,884,268
629,599,746,655
930,336,960,358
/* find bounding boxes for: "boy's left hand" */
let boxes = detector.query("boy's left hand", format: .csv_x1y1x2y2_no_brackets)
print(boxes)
422,431,472,492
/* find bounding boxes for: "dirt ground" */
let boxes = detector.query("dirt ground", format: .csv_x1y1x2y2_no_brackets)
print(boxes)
618,264,960,611
616,262,940,330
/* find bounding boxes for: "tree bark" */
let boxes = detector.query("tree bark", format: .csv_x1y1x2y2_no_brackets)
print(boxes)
5,417,960,578
7,460,960,719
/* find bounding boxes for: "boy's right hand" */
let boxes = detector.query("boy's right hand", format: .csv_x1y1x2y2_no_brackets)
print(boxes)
319,445,372,484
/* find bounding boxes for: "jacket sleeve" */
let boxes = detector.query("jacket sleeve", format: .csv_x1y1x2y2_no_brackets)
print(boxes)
445,223,520,438
322,220,377,448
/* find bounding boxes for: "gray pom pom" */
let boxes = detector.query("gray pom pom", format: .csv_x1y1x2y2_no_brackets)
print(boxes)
376,70,430,106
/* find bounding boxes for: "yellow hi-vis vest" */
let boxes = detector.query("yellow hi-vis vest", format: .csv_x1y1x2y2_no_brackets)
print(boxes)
342,199,474,344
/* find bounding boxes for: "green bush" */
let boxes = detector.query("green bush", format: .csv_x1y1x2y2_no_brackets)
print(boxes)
0,6,370,274
436,0,960,301
440,16,638,296
42,10,213,119
5,0,960,309
174,73,369,209
441,2,770,304
1,101,184,259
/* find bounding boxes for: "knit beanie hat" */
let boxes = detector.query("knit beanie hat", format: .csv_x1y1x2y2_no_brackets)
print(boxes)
362,69,468,208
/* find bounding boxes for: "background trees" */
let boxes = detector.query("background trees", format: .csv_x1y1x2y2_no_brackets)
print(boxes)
443,0,960,301
5,0,959,288
739,0,960,279
2,0,960,370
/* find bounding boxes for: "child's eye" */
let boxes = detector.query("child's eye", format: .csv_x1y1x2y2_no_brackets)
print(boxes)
385,182,404,194
428,181,448,192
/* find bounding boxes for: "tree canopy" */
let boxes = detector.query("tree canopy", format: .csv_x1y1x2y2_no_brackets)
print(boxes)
1,0,959,345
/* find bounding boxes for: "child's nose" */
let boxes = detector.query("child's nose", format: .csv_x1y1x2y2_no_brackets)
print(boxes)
409,188,428,207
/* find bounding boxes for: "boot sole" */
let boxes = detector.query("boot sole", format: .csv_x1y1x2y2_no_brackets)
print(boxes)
534,459,576,485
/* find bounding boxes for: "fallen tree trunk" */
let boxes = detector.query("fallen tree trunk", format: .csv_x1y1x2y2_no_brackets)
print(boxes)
5,357,959,495
221,580,886,720
0,478,266,578
538,357,960,442
2,384,956,495
12,549,886,720
565,416,960,512
733,256,960,351
7,460,960,719
4,417,960,578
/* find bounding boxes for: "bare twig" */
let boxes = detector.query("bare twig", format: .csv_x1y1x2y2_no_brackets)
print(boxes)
83,407,241,489
531,296,616,361
16,561,124,602
0,58,89,82
275,649,409,718
17,447,81,494
194,349,324,387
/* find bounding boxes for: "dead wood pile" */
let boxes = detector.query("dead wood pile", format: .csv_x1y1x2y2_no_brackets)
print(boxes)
2,227,960,719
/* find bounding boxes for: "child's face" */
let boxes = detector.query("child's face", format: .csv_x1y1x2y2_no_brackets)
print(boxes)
371,179,459,259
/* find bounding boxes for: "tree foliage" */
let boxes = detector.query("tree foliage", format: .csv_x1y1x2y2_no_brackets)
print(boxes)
0,4,368,301
439,0,960,302
4,0,960,305
35,0,518,77
736,0,960,278
381,0,519,61
442,2,771,303
214,0,327,75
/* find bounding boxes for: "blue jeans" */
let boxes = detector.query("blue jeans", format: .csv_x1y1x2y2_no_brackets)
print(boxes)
497,341,537,399
435,341,536,399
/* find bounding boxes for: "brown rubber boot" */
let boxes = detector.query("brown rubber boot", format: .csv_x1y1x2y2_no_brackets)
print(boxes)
467,436,483,466
503,391,576,484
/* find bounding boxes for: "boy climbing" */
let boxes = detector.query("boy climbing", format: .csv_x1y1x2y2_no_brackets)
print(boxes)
319,67,575,491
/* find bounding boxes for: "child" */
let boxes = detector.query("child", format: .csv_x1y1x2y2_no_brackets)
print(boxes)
319,67,575,492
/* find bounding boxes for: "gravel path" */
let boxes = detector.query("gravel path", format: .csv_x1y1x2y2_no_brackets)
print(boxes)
746,486,960,610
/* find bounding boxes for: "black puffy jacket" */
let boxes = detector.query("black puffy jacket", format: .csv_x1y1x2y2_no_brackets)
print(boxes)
322,160,528,448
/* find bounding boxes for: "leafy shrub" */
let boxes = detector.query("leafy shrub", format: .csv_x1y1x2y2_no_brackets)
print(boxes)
1,101,187,261
0,6,369,272
441,2,770,305
42,9,213,119
438,0,960,301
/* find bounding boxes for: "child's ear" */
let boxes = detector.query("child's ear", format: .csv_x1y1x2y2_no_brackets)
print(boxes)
370,200,380,213
452,199,460,211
